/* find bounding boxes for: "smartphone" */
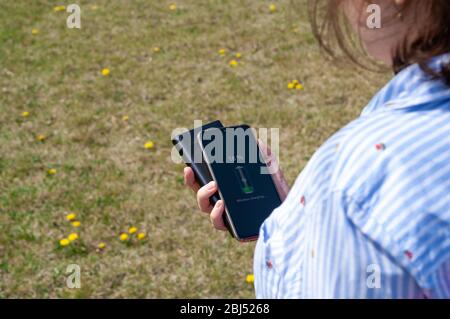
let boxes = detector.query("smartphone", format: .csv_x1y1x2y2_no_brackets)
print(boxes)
171,120,234,236
198,124,282,241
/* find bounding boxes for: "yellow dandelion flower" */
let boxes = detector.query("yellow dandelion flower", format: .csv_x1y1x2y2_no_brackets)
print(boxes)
128,226,138,234
72,221,81,227
22,111,30,117
153,47,161,53
36,134,46,142
66,213,76,221
101,68,110,76
295,83,304,90
98,242,106,249
31,29,39,35
288,82,295,89
218,48,226,56
269,4,277,12
169,4,177,10
137,233,146,240
122,115,129,121
235,52,242,59
53,5,66,12
119,233,128,241
229,59,238,67
60,238,70,246
144,140,154,149
246,274,255,283
292,79,299,85
47,168,57,175
68,233,79,241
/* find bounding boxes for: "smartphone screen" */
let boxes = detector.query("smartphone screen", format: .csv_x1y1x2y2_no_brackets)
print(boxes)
199,125,282,241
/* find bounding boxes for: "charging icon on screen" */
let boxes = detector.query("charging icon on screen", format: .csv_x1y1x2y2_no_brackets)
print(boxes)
235,166,254,194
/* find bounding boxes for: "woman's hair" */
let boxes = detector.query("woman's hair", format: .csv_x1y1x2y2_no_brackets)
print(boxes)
308,0,450,85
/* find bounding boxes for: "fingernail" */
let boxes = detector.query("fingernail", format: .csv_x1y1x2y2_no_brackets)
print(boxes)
208,181,216,189
216,200,223,207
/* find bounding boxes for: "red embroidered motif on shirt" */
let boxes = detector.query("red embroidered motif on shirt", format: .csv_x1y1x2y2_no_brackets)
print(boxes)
300,196,306,206
404,250,413,260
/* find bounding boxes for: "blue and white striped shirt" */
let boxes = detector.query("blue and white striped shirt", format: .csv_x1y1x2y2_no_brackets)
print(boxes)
254,54,450,299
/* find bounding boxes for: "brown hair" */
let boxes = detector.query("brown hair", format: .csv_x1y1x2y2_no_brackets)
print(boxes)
308,0,450,85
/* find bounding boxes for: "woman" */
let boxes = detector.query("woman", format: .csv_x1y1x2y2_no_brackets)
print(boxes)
184,0,450,298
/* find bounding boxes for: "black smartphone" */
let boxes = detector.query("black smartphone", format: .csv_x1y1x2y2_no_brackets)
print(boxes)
198,124,282,241
171,120,234,236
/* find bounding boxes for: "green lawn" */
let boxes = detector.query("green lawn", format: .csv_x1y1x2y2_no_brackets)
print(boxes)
0,0,390,298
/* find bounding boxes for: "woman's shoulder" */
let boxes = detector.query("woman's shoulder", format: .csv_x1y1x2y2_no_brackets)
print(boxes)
330,106,450,199
326,107,450,291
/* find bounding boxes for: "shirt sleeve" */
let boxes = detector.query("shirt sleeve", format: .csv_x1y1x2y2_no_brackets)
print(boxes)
253,212,284,299
334,172,450,298
426,259,450,298
337,184,450,296
331,112,450,297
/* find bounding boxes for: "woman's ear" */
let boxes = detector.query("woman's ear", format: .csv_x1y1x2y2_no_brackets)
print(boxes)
394,0,407,19
394,0,406,6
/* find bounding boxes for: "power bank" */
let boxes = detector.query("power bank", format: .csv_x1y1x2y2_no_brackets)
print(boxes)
172,121,233,236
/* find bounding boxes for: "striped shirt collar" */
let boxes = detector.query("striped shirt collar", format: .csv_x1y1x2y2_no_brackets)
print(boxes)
362,53,450,116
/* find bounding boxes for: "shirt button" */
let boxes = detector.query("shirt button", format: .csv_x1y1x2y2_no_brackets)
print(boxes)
266,260,273,269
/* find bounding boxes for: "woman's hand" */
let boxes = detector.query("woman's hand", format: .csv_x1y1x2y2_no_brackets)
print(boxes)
258,140,290,201
184,168,228,231
184,141,290,231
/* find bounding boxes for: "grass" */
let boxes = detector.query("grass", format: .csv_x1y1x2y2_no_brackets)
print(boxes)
0,0,390,298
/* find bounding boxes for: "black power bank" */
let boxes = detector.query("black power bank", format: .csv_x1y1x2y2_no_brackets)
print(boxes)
172,120,233,236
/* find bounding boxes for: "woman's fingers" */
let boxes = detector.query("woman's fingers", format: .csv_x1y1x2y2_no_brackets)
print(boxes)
258,139,272,160
272,169,290,201
258,139,277,171
184,168,226,231
184,167,200,192
185,170,226,230
210,200,227,231
197,181,217,213
258,139,289,200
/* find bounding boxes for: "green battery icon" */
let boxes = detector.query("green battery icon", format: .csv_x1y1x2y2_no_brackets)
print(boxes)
235,166,254,194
